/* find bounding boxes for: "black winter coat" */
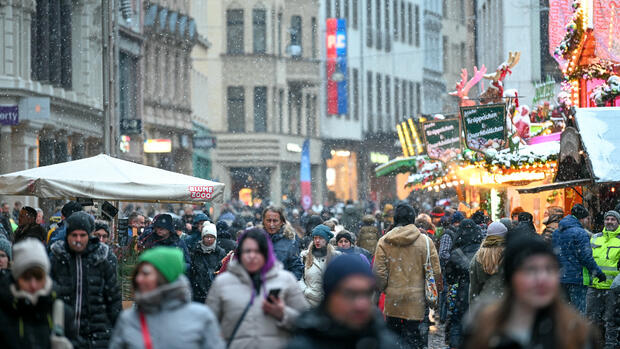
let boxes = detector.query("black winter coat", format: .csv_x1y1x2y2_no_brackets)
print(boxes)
140,230,191,269
286,307,399,349
50,238,122,349
445,219,483,285
0,271,77,349
270,231,304,280
216,230,236,254
189,243,226,303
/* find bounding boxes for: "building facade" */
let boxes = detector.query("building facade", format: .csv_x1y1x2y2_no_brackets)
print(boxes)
0,0,105,206
421,0,444,115
204,0,324,206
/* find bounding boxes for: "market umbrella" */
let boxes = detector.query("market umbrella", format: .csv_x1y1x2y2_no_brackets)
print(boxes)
0,154,224,203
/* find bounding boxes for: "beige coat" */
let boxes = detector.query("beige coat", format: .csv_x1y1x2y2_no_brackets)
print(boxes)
373,224,441,321
206,260,309,349
298,244,341,307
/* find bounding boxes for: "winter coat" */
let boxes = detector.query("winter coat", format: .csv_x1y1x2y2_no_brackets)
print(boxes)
269,229,304,280
184,228,202,249
585,226,620,289
357,216,380,254
206,260,309,349
445,220,483,285
299,244,341,307
49,237,122,349
13,223,47,243
337,245,372,263
140,230,191,270
217,230,237,254
341,204,362,233
109,275,225,349
552,215,602,285
189,242,226,303
0,271,77,349
285,307,399,349
0,214,12,239
373,224,441,321
48,220,67,246
469,256,505,305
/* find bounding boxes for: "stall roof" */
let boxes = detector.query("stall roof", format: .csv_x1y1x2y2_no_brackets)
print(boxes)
517,179,592,194
576,107,620,183
375,156,423,177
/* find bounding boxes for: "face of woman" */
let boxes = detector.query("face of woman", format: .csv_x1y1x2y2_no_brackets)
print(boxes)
263,211,283,235
313,236,327,249
17,270,46,294
135,263,160,293
240,238,265,274
512,255,559,310
0,251,8,269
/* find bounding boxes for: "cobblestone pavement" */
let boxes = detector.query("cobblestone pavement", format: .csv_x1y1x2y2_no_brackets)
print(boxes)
428,322,448,349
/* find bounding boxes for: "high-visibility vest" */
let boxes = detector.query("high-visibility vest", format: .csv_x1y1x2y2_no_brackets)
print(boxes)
584,227,620,289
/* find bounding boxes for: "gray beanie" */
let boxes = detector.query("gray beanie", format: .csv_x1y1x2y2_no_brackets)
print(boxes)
11,238,50,279
604,210,620,223
487,221,508,237
0,236,11,260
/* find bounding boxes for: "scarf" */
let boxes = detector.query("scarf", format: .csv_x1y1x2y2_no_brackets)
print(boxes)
482,235,505,248
200,240,217,253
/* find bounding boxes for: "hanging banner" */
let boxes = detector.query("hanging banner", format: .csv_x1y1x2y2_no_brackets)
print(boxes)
461,103,507,153
300,139,312,210
422,118,461,163
548,0,575,65
326,18,348,116
593,0,620,63
0,105,19,126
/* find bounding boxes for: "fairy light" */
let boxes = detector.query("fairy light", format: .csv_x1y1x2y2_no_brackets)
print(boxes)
401,122,415,157
396,124,409,157
407,118,424,155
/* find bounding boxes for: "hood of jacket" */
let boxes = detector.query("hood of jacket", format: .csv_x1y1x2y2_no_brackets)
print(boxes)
361,214,375,225
602,225,620,239
383,224,421,246
558,215,582,232
135,275,191,313
50,237,110,265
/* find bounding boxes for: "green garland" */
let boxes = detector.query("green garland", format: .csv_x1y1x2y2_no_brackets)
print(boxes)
565,60,617,81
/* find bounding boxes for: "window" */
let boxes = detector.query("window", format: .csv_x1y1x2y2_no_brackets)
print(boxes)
375,0,382,49
408,3,413,45
119,52,138,120
326,0,332,18
352,0,358,28
376,73,382,131
385,75,391,126
402,79,407,119
409,81,415,117
311,17,317,58
306,94,312,136
335,0,341,17
312,95,318,136
278,13,282,55
227,87,245,132
443,36,448,73
227,9,244,54
254,87,267,132
290,16,302,52
352,68,359,120
415,5,420,46
278,89,284,133
31,0,72,88
344,0,349,23
367,71,373,132
416,82,421,117
385,0,390,51
253,9,266,54
366,0,372,47
400,1,405,44
460,0,465,24
394,78,400,122
393,0,398,40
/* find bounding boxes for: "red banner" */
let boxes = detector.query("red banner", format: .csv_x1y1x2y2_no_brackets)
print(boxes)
548,0,576,66
593,0,620,63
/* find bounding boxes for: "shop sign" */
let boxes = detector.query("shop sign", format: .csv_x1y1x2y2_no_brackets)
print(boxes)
119,135,131,153
370,152,390,164
144,139,172,153
287,143,302,153
194,136,216,150
469,171,546,186
422,118,461,163
120,119,142,135
0,105,19,126
461,103,507,153
532,76,556,105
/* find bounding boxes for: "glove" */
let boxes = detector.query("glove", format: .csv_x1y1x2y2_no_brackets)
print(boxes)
595,271,607,282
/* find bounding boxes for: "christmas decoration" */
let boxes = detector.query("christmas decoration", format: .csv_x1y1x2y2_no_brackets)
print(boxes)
565,59,617,81
554,1,585,60
479,51,521,104
449,65,487,107
591,75,620,106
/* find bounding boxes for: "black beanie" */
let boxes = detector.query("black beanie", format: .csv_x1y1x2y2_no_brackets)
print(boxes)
503,231,556,285
471,210,486,225
335,231,353,244
394,203,417,226
571,204,589,220
66,211,94,235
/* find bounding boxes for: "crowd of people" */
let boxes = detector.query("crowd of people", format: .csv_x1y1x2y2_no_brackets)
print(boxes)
0,197,618,348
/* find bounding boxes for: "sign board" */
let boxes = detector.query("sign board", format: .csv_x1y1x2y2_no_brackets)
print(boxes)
370,152,390,164
18,97,50,121
286,143,302,153
532,76,556,105
326,18,348,116
460,103,507,153
144,139,172,153
422,118,461,163
194,136,217,150
120,119,142,135
0,105,18,126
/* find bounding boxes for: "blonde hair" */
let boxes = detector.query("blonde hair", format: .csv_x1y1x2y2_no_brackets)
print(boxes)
476,236,505,275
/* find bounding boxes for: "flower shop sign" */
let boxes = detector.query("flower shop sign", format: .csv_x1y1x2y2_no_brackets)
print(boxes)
422,118,461,163
461,103,507,153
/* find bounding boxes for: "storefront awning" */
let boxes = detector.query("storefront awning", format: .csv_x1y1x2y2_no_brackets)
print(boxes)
375,157,420,177
516,179,592,194
576,107,620,183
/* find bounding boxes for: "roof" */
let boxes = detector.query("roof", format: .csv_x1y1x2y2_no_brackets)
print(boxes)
374,156,421,177
575,107,620,183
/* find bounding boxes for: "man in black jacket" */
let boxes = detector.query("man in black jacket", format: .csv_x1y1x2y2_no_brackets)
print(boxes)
286,254,398,349
49,211,121,349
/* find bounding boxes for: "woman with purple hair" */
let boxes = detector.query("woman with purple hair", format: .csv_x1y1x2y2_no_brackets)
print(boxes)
206,228,308,349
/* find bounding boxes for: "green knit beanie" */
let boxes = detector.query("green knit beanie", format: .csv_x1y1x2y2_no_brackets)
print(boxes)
138,247,185,283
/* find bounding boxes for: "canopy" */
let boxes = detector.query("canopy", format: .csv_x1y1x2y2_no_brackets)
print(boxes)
0,154,224,203
575,107,620,183
375,156,425,177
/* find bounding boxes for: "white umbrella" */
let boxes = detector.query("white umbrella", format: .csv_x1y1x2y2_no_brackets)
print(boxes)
0,154,224,203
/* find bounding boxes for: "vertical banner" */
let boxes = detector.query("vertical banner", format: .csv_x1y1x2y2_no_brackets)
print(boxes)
326,18,348,116
300,139,312,210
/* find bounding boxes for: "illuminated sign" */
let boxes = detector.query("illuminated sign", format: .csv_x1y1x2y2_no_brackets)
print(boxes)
144,139,172,153
286,143,302,153
119,135,131,153
469,171,547,186
370,152,390,164
326,18,347,116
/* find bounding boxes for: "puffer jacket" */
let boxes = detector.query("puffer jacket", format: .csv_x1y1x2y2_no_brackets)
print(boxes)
269,229,304,280
357,215,380,254
189,242,226,303
285,307,399,349
140,230,191,270
299,244,341,306
0,271,77,349
206,259,309,349
50,237,122,348
373,224,441,321
109,276,224,349
552,215,602,285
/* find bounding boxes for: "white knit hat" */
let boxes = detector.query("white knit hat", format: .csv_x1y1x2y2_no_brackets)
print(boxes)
12,238,50,279
201,221,217,238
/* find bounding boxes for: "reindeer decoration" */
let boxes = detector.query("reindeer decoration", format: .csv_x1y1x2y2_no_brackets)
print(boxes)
479,51,521,105
449,65,487,106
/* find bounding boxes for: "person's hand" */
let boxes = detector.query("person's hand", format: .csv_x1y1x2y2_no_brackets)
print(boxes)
595,271,607,282
262,296,285,321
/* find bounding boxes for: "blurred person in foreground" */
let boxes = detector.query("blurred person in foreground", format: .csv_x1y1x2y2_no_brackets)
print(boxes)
286,254,399,348
109,247,224,349
460,232,599,349
206,228,308,349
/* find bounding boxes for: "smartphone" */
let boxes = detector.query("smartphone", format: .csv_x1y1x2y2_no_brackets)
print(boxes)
267,288,281,303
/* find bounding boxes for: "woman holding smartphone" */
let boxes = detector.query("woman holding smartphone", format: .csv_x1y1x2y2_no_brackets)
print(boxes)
207,228,308,349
